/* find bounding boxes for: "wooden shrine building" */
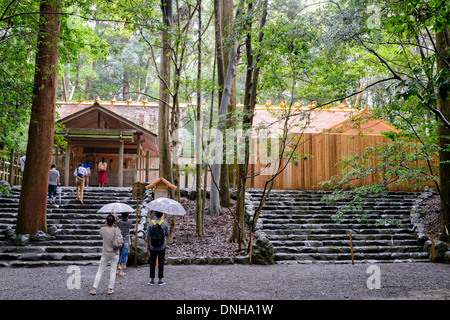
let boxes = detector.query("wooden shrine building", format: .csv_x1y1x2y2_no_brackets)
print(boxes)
55,101,160,187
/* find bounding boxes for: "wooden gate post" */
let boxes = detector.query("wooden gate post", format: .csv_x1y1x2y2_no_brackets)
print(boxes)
349,231,355,265
9,149,15,186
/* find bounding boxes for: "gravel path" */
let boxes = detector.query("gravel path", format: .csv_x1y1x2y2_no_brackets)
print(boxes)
0,263,448,302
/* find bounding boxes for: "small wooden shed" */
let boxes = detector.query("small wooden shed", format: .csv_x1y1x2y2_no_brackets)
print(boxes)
146,176,177,199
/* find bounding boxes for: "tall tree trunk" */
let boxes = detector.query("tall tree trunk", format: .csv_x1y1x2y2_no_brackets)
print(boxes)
123,76,130,100
230,0,268,244
158,0,174,186
219,0,234,208
75,61,80,99
213,0,234,208
436,27,450,242
16,0,62,235
122,37,131,100
208,0,244,216
85,76,91,100
214,0,225,105
196,0,204,236
137,56,152,102
202,51,216,222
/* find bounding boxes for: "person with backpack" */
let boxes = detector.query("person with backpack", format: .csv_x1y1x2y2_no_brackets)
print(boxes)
98,157,108,187
146,211,170,286
74,163,87,204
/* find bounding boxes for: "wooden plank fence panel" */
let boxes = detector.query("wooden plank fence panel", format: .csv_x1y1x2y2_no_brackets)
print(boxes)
245,132,436,191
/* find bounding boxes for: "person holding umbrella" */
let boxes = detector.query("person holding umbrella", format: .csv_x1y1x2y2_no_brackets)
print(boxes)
146,211,170,286
143,196,186,286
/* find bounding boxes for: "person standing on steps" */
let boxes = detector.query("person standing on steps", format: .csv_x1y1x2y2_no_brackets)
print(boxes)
90,214,120,296
74,163,87,204
146,211,170,286
48,163,60,205
83,160,92,187
98,158,108,187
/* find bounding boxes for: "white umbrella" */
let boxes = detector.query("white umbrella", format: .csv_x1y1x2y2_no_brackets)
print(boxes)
98,202,134,213
145,197,186,216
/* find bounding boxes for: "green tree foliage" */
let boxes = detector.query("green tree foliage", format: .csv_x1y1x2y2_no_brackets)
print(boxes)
317,0,450,240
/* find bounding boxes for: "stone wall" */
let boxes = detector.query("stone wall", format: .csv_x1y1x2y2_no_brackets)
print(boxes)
410,191,450,264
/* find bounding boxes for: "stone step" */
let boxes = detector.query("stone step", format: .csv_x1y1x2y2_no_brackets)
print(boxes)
52,234,109,241
249,195,420,202
273,252,430,263
0,186,143,267
259,204,415,211
274,245,424,254
52,227,135,236
0,204,137,213
0,217,137,229
261,222,414,230
0,245,102,254
260,209,413,214
246,188,421,195
249,189,429,264
8,188,133,196
3,260,100,268
270,239,421,247
0,239,104,248
253,198,417,204
259,216,412,223
0,251,101,262
266,233,418,241
262,227,415,235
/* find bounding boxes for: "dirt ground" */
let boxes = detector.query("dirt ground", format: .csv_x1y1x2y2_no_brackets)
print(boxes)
165,197,250,259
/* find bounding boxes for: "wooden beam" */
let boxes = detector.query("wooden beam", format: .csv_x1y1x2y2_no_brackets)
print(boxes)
118,140,124,187
64,141,71,186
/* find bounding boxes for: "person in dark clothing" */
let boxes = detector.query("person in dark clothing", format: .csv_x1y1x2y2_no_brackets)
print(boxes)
146,211,170,286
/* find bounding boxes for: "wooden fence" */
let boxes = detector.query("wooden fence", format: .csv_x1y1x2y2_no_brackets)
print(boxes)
0,150,24,186
246,132,436,191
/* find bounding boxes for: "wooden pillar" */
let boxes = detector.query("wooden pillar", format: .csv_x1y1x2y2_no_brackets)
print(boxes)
1,156,5,180
136,134,141,182
64,141,71,186
9,149,14,186
145,150,150,182
54,147,59,168
118,140,124,187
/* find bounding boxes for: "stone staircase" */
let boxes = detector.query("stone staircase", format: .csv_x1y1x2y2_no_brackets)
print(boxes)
0,186,137,267
248,189,430,264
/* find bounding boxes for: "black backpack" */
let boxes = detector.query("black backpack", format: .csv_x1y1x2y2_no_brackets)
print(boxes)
150,220,165,247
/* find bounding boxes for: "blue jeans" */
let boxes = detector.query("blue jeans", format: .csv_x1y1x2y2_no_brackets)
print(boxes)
119,242,129,264
48,185,57,200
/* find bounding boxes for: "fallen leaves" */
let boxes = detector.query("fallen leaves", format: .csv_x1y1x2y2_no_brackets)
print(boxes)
166,197,248,258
